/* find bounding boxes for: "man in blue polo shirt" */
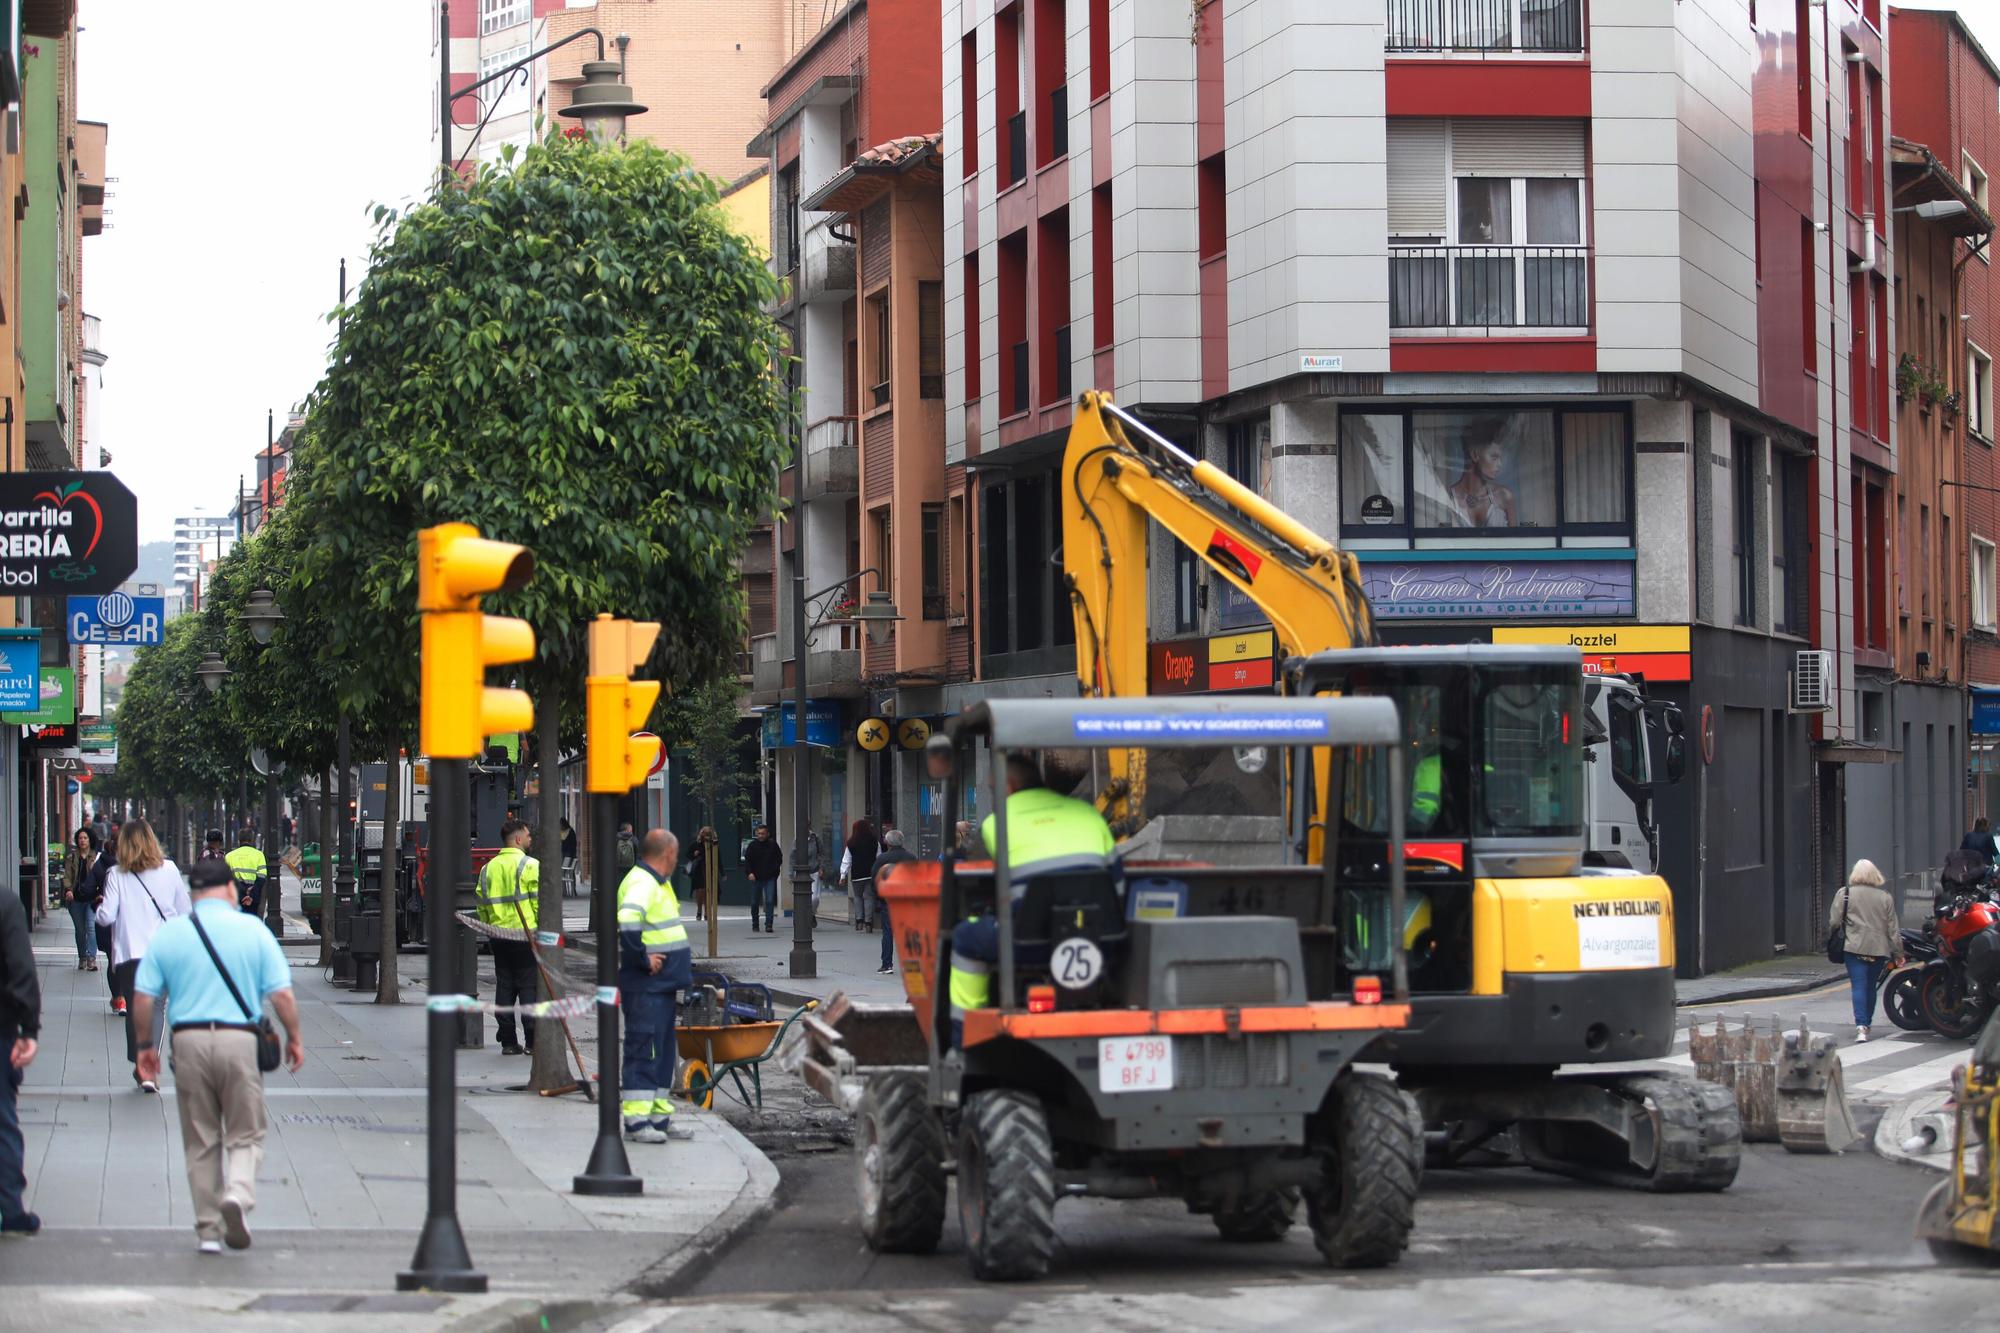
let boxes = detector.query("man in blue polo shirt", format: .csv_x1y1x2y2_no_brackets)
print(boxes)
132,859,304,1255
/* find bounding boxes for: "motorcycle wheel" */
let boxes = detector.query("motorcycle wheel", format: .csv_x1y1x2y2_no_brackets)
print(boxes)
1883,968,1930,1032
1918,967,1987,1040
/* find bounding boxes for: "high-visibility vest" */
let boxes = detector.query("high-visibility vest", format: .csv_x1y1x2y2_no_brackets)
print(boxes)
224,845,267,889
1411,752,1442,828
948,914,994,1021
477,845,540,933
616,862,689,958
979,788,1116,878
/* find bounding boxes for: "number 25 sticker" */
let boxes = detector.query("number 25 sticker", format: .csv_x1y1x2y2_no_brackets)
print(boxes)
1052,938,1104,990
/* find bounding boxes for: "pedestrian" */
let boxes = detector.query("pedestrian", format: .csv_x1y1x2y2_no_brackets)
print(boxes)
560,817,578,864
198,830,227,865
873,828,913,975
615,822,638,874
60,827,103,972
617,829,692,1143
475,819,539,1056
132,858,304,1254
0,878,42,1237
842,818,879,932
1961,817,1999,868
1829,858,1903,1042
743,822,782,933
96,819,192,1091
686,827,715,923
224,829,269,921
954,819,984,860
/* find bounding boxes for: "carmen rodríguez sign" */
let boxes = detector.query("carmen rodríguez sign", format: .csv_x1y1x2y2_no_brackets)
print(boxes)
1360,557,1635,620
0,472,140,594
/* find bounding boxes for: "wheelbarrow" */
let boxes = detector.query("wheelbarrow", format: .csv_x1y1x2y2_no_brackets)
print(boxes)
677,994,820,1111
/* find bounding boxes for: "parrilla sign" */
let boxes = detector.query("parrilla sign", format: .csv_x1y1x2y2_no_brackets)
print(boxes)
0,473,139,594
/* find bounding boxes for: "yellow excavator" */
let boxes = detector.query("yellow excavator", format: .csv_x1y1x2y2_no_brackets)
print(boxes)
1059,390,1742,1191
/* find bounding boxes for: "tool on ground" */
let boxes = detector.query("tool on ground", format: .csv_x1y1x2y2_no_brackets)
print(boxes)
1689,1013,1858,1153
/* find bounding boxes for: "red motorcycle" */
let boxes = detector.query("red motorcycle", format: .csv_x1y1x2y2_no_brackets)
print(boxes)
1918,890,2000,1040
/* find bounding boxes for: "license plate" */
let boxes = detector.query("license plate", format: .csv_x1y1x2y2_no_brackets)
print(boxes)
1098,1036,1174,1094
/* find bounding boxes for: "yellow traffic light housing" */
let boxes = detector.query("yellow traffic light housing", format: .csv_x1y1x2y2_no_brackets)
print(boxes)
587,614,663,793
419,523,537,759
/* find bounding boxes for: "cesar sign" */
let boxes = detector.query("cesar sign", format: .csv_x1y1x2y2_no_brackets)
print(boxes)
0,472,140,594
68,592,165,645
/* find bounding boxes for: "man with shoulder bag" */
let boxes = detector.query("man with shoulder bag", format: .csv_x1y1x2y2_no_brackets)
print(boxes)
131,859,304,1255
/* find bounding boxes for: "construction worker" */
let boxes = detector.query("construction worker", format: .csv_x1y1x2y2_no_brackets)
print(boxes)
952,755,1116,1043
476,819,540,1056
617,829,692,1143
223,830,268,919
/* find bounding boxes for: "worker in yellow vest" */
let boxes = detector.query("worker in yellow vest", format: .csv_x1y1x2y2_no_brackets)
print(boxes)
224,831,269,919
617,829,692,1143
476,819,540,1056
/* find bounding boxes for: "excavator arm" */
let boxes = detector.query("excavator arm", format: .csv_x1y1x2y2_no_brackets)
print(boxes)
1060,390,1377,832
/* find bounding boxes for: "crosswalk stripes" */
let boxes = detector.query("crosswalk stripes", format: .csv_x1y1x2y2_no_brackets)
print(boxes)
1652,1027,1970,1102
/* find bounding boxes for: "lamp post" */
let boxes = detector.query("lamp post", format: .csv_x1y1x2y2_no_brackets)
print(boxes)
243,588,288,937
437,2,646,177
786,562,900,979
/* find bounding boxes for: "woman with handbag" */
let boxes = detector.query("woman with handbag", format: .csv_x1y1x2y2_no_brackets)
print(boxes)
1827,858,1903,1042
60,827,104,972
95,820,192,1091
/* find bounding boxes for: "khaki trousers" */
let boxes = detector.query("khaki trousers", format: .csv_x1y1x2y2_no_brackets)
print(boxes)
171,1029,266,1241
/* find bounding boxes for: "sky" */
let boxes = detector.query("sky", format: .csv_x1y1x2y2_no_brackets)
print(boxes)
68,3,2000,545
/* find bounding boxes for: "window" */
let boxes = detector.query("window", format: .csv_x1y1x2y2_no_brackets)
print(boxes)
921,503,947,620
1089,0,1111,100
1092,185,1114,351
1774,451,1809,635
1199,155,1227,259
1968,153,1991,212
964,255,982,401
960,35,979,179
1801,219,1817,374
1216,422,1272,628
1973,343,1994,440
1795,0,1812,138
1173,541,1199,633
1975,537,1998,632
947,494,968,622
873,507,894,604
919,282,944,399
480,0,528,35
1477,668,1583,839
778,165,801,273
479,44,529,119
866,291,890,407
1731,429,1759,627
1339,407,1629,536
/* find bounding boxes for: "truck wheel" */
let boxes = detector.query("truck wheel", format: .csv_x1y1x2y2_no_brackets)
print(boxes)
1308,1071,1421,1269
855,1073,946,1253
1212,1188,1299,1242
958,1089,1056,1281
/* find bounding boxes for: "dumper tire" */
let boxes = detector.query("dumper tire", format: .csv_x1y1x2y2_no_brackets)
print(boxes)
959,1089,1057,1281
1307,1071,1421,1269
855,1073,947,1254
1212,1188,1300,1242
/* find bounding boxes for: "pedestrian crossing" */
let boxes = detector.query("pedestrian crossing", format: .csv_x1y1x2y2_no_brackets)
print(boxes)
1654,1025,1971,1104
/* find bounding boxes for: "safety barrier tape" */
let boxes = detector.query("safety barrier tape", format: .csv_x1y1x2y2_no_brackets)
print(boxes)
421,990,598,1020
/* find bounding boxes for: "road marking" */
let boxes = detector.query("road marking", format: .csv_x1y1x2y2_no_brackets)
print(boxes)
1659,1032,1934,1069
1853,1049,1971,1098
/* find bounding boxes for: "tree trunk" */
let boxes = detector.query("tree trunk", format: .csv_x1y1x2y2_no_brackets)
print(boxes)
317,765,336,967
527,664,575,1093
375,747,402,1004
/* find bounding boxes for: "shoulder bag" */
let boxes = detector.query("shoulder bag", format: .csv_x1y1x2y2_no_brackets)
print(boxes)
189,910,284,1073
1825,888,1851,964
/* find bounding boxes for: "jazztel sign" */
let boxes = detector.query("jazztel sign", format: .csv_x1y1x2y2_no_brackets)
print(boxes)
68,592,166,645
0,473,139,594
1493,624,1691,682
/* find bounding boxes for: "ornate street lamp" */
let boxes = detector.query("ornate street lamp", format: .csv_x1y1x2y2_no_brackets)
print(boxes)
557,62,648,145
852,590,904,648
243,588,286,645
195,652,232,694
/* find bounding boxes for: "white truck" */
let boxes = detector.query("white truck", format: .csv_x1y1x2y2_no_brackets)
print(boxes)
1580,674,1688,874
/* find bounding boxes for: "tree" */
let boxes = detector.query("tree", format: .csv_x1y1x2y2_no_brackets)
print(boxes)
662,675,758,837
291,132,791,1087
114,613,252,811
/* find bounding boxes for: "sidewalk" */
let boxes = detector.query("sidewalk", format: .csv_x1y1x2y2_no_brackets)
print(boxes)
1673,955,1847,1006
4,876,777,1328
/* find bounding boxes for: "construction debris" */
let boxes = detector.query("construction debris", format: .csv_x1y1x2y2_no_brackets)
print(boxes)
1689,1013,1859,1154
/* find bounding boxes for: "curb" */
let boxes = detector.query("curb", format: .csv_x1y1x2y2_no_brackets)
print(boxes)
1674,973,1846,1007
1872,1087,1955,1173
621,1106,784,1301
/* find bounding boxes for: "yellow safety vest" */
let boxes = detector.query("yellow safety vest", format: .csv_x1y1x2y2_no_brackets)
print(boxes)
948,915,993,1020
980,787,1116,876
477,846,540,932
1411,752,1442,828
615,862,689,955
224,845,267,888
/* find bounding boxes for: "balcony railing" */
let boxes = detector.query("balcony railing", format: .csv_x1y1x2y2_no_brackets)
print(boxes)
801,415,858,498
1389,243,1590,330
1006,111,1027,187
1386,0,1584,53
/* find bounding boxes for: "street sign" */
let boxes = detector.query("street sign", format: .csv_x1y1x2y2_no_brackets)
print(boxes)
634,731,665,777
0,472,139,594
67,592,165,645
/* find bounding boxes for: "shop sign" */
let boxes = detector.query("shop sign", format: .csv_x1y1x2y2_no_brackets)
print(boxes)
856,717,891,751
1360,557,1635,620
895,718,932,750
67,592,165,645
1150,629,1278,695
79,720,116,751
1975,689,2000,737
0,472,139,594
1493,624,1691,682
761,699,843,749
3,665,73,726
0,637,37,713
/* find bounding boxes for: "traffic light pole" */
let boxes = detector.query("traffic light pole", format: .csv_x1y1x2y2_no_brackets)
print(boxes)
574,788,641,1195
263,774,285,939
398,755,487,1293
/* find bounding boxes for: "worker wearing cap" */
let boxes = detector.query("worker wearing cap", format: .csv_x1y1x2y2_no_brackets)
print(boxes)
617,829,692,1143
223,830,268,919
475,819,540,1056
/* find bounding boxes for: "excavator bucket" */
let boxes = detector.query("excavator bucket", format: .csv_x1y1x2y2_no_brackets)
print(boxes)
1689,1014,1857,1152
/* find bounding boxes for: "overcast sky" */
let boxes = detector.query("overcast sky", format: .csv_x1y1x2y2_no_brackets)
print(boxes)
70,3,2000,545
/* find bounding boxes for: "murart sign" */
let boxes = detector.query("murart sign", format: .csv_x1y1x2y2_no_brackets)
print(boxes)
1360,558,1636,620
0,472,139,594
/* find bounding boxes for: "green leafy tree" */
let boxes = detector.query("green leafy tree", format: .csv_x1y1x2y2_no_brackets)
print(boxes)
113,613,252,820
290,133,791,1083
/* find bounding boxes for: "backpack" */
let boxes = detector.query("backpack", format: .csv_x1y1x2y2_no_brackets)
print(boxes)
615,833,637,872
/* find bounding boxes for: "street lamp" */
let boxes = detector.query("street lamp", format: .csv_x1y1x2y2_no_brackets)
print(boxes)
852,591,904,648
243,588,286,645
1896,199,1971,221
195,652,231,694
556,62,648,145
437,2,646,176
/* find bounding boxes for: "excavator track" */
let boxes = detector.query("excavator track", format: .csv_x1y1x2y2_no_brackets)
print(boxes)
1516,1075,1742,1193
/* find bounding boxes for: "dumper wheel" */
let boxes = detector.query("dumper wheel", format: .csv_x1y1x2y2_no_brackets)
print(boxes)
1212,1188,1299,1243
1307,1072,1421,1269
855,1074,946,1254
958,1089,1056,1281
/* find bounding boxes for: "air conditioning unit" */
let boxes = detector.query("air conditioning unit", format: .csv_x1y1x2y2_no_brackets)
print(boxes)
1791,649,1834,712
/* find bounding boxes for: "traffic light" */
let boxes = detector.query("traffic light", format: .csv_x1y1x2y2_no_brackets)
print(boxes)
419,522,536,760
586,614,662,793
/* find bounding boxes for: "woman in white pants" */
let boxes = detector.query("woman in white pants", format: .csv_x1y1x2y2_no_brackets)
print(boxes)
95,819,191,1091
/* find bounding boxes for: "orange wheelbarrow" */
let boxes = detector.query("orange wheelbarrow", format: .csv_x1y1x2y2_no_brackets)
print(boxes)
676,999,818,1110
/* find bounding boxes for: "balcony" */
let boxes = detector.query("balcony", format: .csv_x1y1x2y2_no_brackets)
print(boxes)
1386,0,1584,54
749,624,864,705
799,217,855,306
801,415,859,500
1389,243,1590,331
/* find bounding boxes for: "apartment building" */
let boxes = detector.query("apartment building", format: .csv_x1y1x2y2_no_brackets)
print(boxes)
939,0,1897,970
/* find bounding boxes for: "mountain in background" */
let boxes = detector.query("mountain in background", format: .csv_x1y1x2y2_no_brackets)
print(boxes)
134,540,176,592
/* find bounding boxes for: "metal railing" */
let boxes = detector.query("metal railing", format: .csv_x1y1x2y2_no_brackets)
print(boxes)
1389,243,1590,329
1386,0,1584,53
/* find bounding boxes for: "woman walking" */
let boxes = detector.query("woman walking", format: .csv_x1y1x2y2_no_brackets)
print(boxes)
60,827,105,971
841,818,879,931
1828,858,1903,1042
95,820,192,1091
686,827,715,923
